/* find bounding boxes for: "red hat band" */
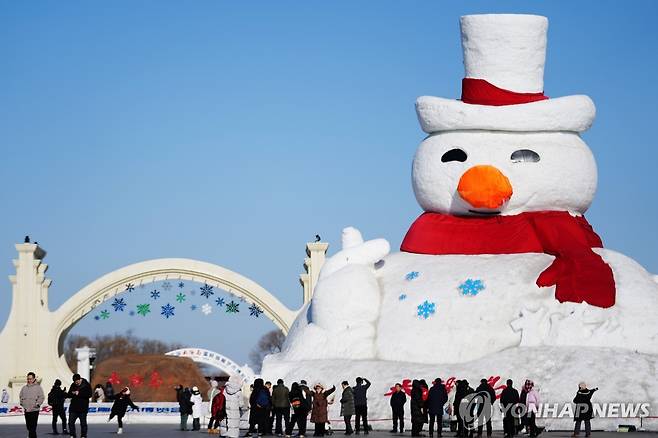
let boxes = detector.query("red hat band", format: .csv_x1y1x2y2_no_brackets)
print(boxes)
461,78,549,106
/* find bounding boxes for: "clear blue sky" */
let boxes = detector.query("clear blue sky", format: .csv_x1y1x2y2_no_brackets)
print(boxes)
1,1,657,366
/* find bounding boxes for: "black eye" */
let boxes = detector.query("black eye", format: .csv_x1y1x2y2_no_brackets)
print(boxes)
441,148,467,162
511,149,540,163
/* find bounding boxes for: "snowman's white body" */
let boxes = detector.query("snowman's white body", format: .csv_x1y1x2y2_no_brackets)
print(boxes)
281,246,658,363
264,14,658,427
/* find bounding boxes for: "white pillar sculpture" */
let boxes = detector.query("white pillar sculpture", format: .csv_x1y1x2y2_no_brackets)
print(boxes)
75,346,95,382
299,241,329,303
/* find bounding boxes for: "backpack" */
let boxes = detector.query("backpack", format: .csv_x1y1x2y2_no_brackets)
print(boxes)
47,390,55,406
256,389,270,408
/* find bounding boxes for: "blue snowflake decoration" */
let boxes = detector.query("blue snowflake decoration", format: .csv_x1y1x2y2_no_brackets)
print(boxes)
162,281,172,291
405,271,420,281
249,303,264,318
190,304,197,311
111,298,127,312
417,300,436,319
200,284,214,299
215,297,225,307
150,290,160,300
459,279,485,297
125,283,135,292
161,303,175,318
178,282,185,289
399,293,408,301
94,315,100,321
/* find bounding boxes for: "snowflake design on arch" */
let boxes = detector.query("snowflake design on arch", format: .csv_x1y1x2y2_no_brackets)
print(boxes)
162,281,172,291
200,284,214,299
225,301,239,314
405,271,420,281
136,303,151,316
399,293,408,301
201,303,212,315
190,304,197,311
99,310,110,320
94,315,100,321
459,279,485,297
160,303,175,319
112,298,127,312
178,282,185,289
150,290,160,300
215,297,225,307
125,283,135,292
175,293,186,303
417,300,436,319
249,303,264,317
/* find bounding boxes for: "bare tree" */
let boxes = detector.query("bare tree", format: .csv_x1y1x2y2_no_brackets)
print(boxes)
249,329,285,372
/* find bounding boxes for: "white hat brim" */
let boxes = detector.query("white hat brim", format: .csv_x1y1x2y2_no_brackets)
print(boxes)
415,95,595,133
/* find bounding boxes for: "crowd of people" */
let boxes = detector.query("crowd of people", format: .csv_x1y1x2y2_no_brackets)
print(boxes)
12,371,600,438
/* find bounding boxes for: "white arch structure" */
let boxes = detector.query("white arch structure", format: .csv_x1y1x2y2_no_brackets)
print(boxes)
0,242,328,402
165,347,256,383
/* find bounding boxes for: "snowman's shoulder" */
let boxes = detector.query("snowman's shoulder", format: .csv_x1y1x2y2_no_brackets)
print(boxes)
594,248,657,280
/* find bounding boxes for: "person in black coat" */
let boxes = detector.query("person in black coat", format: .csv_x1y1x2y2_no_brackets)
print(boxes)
48,379,68,435
427,378,448,437
474,379,496,437
353,377,371,435
500,380,520,438
176,386,193,431
454,380,475,438
67,373,92,438
109,387,139,433
389,383,407,433
410,380,425,437
286,382,311,437
250,378,272,436
573,383,598,437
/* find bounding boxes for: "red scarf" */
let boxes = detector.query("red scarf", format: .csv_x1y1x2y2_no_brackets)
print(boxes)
400,211,615,308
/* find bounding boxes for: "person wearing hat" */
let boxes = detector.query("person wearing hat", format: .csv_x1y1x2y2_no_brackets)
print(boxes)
191,386,204,431
19,371,45,438
67,373,92,438
48,378,68,435
522,380,541,438
109,386,140,434
310,383,336,437
572,383,598,437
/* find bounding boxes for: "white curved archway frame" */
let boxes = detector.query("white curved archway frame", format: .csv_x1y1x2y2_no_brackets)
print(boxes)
0,252,300,401
165,347,256,383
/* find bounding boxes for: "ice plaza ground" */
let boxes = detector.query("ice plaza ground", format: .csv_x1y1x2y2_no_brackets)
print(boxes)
1,425,658,438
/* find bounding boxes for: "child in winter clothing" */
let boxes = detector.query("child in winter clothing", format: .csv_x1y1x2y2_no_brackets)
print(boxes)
191,386,204,431
109,387,139,434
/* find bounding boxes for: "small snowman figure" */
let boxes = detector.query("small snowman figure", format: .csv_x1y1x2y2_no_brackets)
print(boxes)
280,14,658,364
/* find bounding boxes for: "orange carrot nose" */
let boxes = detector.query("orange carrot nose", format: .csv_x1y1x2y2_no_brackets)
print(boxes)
457,165,513,209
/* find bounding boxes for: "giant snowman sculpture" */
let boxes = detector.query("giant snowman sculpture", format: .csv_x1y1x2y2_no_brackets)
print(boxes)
263,14,658,430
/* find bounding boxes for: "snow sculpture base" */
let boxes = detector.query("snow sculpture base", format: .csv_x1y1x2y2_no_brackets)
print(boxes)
262,346,658,431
